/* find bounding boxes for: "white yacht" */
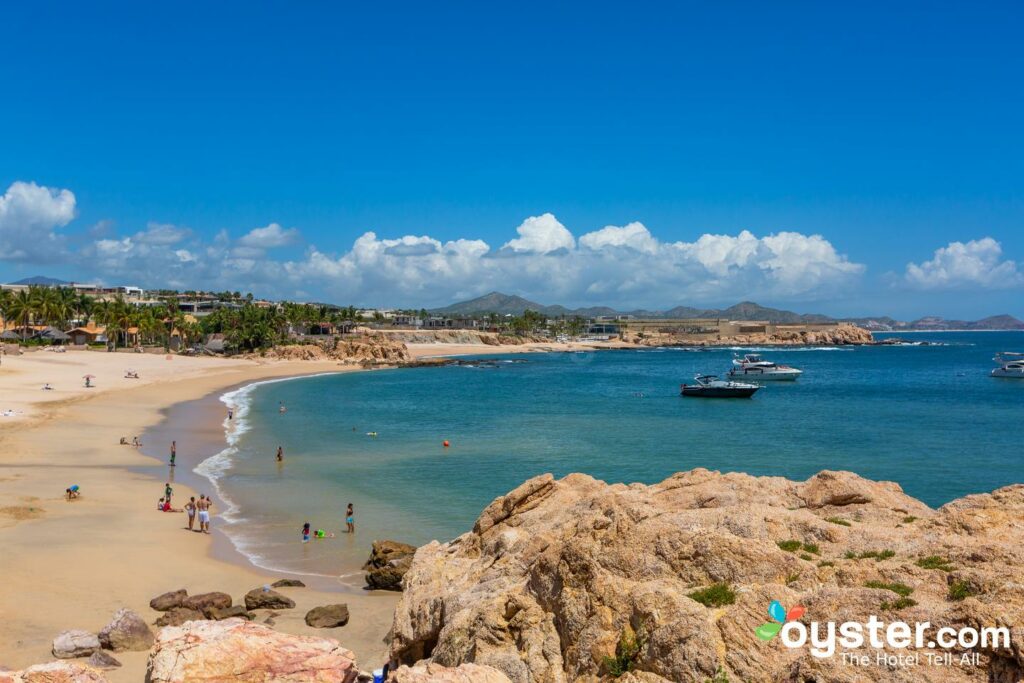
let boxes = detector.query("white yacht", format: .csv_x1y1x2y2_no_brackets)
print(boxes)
991,353,1024,379
727,353,803,381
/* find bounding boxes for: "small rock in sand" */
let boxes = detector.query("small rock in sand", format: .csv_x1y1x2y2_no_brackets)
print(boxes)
244,588,295,610
51,630,101,658
304,604,350,628
206,605,253,621
182,592,232,612
87,650,122,670
98,608,153,652
149,589,187,612
154,607,204,627
270,579,305,588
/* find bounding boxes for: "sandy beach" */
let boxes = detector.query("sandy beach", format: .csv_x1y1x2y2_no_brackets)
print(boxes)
0,349,408,680
0,338,647,679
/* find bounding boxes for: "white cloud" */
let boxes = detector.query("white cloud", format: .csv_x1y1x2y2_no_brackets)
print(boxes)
0,181,77,262
237,223,299,249
0,179,869,307
502,213,575,254
904,238,1022,290
579,222,659,254
135,222,190,245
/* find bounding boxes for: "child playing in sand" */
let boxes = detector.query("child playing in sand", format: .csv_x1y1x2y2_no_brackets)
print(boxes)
66,485,80,500
302,522,311,543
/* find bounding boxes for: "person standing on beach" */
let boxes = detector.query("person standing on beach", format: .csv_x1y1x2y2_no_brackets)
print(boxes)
169,441,176,467
276,446,283,462
302,522,311,543
345,503,354,533
164,482,173,506
197,495,212,533
185,496,196,530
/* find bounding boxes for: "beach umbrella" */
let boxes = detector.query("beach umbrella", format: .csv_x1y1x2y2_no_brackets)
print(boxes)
82,374,95,379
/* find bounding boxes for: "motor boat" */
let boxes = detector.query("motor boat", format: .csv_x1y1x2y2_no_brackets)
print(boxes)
727,353,803,381
991,353,1024,378
680,375,760,398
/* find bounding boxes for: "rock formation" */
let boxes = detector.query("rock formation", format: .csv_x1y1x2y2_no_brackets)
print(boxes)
0,662,108,683
257,334,410,364
623,322,874,348
390,469,1024,682
146,619,359,683
388,662,514,682
364,540,417,591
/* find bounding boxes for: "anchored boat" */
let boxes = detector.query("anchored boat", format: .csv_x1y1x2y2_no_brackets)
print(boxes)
727,353,803,381
991,352,1024,379
681,375,760,398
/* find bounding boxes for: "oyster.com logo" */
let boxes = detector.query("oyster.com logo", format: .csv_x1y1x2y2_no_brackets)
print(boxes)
755,600,804,641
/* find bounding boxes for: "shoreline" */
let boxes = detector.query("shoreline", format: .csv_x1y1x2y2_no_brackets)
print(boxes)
0,353,401,680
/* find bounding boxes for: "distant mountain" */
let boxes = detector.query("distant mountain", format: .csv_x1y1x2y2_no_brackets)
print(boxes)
431,292,1024,329
432,293,833,322
434,292,550,316
905,314,1024,331
6,275,72,286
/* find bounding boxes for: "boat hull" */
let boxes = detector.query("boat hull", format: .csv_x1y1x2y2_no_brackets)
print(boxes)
681,385,760,398
727,368,801,381
991,368,1024,378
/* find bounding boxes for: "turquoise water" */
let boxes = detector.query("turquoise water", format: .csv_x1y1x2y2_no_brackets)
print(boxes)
201,332,1024,580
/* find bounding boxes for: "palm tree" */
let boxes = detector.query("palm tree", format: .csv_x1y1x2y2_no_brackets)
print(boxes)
6,289,35,340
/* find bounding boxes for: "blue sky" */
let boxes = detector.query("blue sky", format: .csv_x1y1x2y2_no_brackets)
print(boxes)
1,2,1021,318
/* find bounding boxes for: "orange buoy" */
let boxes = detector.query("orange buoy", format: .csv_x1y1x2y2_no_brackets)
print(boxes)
443,440,450,448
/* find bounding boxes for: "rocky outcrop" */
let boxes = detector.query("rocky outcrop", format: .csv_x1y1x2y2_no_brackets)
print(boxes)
97,608,153,652
257,335,410,365
244,588,296,611
390,469,1024,682
149,589,188,612
182,591,232,613
364,540,417,591
154,607,204,627
146,619,358,683
271,579,306,588
388,662,513,683
305,604,350,628
51,630,101,659
0,662,108,683
623,322,874,347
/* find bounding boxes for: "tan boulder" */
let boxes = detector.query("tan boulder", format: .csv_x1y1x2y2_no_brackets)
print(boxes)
0,662,108,682
146,619,358,682
390,469,1024,682
388,662,513,682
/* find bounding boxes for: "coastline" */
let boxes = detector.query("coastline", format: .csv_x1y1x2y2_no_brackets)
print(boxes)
0,352,400,680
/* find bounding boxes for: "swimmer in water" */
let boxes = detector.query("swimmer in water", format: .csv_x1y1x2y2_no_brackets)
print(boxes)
302,522,311,543
276,446,283,462
279,402,286,414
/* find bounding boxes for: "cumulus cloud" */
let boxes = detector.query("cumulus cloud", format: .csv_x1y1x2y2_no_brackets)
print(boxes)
502,213,575,254
0,179,869,307
0,181,77,262
237,223,299,249
277,221,863,307
579,222,659,254
904,238,1022,290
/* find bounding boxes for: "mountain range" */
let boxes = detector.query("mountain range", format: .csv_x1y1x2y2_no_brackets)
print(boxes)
431,292,1024,331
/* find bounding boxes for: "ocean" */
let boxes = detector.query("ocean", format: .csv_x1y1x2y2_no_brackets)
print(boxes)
196,332,1024,583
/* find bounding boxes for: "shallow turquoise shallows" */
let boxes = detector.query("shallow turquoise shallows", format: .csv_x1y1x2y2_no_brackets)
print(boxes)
202,332,1024,578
